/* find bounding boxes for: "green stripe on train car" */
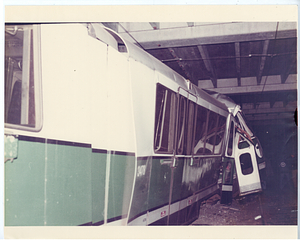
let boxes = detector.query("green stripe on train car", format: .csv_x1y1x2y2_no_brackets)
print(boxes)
108,154,135,221
5,140,45,226
45,143,92,226
5,139,93,226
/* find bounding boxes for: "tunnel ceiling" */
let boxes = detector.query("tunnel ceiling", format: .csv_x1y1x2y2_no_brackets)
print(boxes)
102,22,297,126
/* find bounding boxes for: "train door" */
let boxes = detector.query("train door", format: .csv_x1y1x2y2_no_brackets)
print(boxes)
234,127,262,196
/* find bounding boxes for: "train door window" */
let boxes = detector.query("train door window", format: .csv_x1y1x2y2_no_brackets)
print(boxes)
185,101,196,155
240,153,253,175
214,115,226,154
204,111,218,155
227,121,234,156
176,95,187,155
193,105,208,155
5,25,41,130
154,84,177,153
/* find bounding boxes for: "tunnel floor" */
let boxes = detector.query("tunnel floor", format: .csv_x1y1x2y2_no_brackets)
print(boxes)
191,176,297,225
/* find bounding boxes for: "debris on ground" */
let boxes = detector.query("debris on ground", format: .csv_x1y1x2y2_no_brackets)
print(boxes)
191,178,297,226
192,193,263,225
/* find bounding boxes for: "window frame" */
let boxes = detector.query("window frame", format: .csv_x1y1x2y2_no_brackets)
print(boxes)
4,24,43,132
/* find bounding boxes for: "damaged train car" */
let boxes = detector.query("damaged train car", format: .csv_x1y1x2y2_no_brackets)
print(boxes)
4,23,265,226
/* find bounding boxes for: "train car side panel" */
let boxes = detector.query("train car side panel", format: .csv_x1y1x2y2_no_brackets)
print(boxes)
5,24,137,226
39,24,98,226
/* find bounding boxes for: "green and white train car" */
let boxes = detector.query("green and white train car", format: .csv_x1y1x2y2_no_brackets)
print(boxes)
4,23,265,226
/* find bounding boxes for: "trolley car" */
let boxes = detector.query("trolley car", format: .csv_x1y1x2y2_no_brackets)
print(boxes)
4,23,265,226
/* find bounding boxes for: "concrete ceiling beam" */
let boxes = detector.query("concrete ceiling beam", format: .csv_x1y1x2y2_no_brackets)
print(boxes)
119,22,297,49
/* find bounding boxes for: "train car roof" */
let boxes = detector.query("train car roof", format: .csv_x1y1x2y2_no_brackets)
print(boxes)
91,23,228,112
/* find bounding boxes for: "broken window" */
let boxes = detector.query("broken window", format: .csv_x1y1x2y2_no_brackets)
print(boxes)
204,111,218,154
214,116,226,154
154,84,177,153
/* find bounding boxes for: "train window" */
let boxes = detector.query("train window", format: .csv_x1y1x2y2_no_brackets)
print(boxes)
227,121,234,156
185,101,196,155
239,153,253,175
176,95,187,155
154,84,177,153
214,116,226,154
204,111,218,154
193,105,208,155
5,25,41,130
